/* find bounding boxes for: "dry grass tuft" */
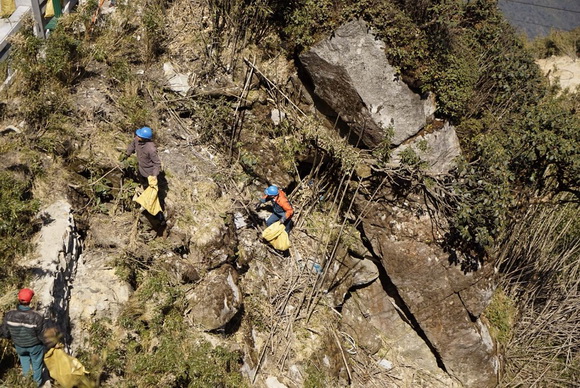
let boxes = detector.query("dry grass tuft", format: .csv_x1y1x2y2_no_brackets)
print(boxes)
497,200,580,387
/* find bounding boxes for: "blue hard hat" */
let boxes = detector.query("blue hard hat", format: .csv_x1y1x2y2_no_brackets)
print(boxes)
136,126,153,139
265,185,279,196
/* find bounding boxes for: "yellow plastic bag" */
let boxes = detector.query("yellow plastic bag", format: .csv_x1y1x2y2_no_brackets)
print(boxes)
262,222,285,241
44,0,54,17
135,176,162,216
262,222,290,251
270,230,290,250
0,0,16,18
44,346,92,388
44,0,61,17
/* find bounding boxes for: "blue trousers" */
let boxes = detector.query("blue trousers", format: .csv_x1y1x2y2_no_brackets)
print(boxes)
14,343,45,386
266,212,292,233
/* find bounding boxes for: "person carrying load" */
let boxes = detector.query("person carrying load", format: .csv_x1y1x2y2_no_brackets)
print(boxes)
257,185,294,233
123,126,166,228
125,126,161,189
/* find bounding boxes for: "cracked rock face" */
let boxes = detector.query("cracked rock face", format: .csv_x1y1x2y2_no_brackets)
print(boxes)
388,120,462,176
24,200,76,317
325,245,379,306
340,280,458,387
68,249,132,350
22,200,132,352
361,196,499,387
300,19,436,148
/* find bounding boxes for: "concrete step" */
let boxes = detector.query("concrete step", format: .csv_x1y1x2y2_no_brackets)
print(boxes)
9,4,30,22
0,5,31,53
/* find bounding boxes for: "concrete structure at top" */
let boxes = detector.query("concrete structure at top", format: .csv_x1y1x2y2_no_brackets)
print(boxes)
0,0,78,60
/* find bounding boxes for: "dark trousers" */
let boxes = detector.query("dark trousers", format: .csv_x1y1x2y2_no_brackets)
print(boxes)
266,211,292,233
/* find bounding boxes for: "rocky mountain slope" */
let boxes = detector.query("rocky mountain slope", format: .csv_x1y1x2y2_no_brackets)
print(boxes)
1,1,578,387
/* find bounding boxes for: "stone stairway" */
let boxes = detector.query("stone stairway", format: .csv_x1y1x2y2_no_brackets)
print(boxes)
0,0,32,58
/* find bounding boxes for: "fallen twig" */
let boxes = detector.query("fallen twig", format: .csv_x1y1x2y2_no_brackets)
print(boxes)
333,328,352,384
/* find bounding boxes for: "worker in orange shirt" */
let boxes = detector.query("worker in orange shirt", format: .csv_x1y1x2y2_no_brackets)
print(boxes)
257,185,294,233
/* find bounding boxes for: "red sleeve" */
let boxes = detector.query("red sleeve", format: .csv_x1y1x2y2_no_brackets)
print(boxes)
277,192,294,219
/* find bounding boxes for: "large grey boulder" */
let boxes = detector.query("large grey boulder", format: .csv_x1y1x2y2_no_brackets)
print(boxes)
389,120,462,175
300,19,436,148
361,198,499,387
188,212,238,271
186,264,242,330
158,146,241,271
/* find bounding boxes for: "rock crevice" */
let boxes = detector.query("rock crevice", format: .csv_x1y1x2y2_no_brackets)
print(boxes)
356,227,452,374
22,200,83,350
359,196,499,387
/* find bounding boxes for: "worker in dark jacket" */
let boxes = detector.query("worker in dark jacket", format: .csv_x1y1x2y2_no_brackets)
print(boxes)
258,185,294,233
126,126,162,187
1,288,46,386
125,126,166,226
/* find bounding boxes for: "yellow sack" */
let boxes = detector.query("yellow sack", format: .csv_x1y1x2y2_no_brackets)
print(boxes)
44,346,92,388
261,222,291,251
135,176,162,216
44,0,61,17
270,230,290,250
44,0,54,17
0,0,16,18
262,221,285,241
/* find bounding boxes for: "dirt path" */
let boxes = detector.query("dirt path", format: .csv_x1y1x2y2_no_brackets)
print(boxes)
537,55,580,91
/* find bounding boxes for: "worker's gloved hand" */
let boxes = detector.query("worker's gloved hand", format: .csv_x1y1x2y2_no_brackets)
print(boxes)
147,176,158,187
260,198,266,203
279,216,286,224
118,153,127,162
254,203,261,211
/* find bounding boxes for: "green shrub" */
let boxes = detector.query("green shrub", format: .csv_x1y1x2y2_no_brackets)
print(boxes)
278,0,336,50
9,20,78,140
8,20,45,91
484,288,516,347
421,51,478,119
44,18,88,84
10,15,88,87
304,363,326,388
506,91,580,198
444,88,579,259
0,171,39,291
131,330,246,388
399,147,426,169
451,138,514,250
105,261,247,386
116,87,154,130
107,59,134,85
190,97,232,146
142,1,167,62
